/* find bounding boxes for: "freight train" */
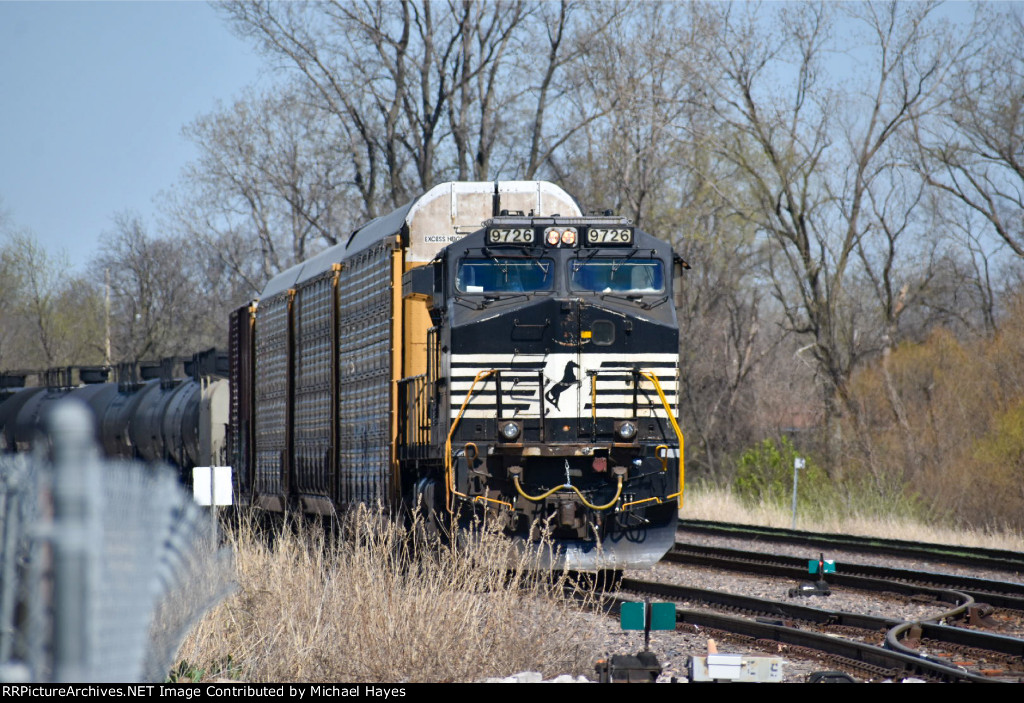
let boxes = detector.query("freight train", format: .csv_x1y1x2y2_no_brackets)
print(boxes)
229,181,684,568
0,181,685,570
0,350,229,475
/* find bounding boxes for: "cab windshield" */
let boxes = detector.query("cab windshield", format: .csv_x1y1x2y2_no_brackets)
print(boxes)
456,258,554,293
569,259,664,293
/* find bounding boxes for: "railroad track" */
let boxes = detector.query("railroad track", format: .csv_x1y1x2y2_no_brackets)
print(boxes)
614,576,1024,682
666,543,1024,613
679,520,1024,574
578,520,1024,681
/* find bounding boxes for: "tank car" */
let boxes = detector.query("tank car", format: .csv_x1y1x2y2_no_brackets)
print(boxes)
230,181,685,569
0,350,230,480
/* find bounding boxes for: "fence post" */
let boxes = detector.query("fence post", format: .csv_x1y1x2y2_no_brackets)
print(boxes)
49,401,102,683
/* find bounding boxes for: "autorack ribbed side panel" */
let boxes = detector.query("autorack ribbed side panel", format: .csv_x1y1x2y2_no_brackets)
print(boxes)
293,271,335,501
253,293,290,500
228,304,254,499
336,239,395,508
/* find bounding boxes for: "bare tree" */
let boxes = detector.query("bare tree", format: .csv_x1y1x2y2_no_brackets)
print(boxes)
674,220,774,481
898,192,1010,338
692,1,980,466
174,88,358,290
0,206,22,370
912,6,1024,258
219,1,632,208
444,0,528,180
222,0,523,208
0,230,104,368
557,2,706,226
96,214,215,362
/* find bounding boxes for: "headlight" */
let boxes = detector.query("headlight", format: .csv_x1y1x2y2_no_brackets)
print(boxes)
500,421,521,441
544,227,578,247
615,420,637,441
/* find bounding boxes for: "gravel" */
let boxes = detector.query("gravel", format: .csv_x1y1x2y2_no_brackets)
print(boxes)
600,564,936,682
676,529,1024,584
523,530,1024,683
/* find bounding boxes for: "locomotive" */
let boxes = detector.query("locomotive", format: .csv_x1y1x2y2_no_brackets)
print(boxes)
230,181,685,569
0,181,683,570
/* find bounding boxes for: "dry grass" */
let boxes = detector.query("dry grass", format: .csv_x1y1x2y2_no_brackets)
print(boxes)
683,486,1024,551
176,486,1023,682
175,507,603,683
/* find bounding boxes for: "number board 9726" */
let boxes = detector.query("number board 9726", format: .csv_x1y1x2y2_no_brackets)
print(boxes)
487,228,535,244
586,227,633,245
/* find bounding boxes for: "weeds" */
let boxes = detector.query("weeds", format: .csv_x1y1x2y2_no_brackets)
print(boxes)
686,483,1024,551
174,507,602,683
167,661,205,683
731,437,933,524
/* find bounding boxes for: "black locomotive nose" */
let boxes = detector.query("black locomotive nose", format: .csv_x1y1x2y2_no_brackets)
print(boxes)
558,299,581,347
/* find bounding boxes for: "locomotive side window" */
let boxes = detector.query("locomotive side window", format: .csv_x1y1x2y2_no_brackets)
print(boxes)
569,259,664,293
456,258,554,293
591,320,615,345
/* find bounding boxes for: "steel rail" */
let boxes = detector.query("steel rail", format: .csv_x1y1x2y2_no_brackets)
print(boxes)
667,543,1024,611
607,582,1012,683
673,609,1002,683
679,519,1024,573
622,577,1024,661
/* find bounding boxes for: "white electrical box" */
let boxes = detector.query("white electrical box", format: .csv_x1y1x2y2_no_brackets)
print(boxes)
689,655,785,682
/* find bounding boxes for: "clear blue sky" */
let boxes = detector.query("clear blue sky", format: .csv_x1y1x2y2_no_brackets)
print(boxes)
0,1,267,268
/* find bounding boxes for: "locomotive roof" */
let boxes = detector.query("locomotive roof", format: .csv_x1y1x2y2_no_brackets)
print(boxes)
259,181,579,300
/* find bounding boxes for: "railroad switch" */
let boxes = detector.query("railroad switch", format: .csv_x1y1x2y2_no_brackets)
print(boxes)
595,651,662,683
897,623,925,649
962,603,998,629
597,599,675,683
789,552,835,597
806,670,856,683
788,581,831,597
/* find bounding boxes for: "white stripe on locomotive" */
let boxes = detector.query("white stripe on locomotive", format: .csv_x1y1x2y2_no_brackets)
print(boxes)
449,352,679,419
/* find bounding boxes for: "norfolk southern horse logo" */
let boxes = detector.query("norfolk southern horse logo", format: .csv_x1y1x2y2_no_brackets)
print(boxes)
544,361,580,410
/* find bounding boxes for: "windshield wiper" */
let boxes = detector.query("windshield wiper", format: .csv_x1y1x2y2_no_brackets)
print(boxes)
597,291,643,306
482,292,529,307
609,248,640,274
454,295,486,311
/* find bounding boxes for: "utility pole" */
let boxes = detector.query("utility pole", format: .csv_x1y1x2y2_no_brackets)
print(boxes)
104,268,111,366
791,457,805,529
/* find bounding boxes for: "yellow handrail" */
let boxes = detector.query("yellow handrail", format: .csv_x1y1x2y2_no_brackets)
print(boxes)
445,370,508,513
655,444,669,472
639,370,685,506
590,373,597,422
443,367,684,513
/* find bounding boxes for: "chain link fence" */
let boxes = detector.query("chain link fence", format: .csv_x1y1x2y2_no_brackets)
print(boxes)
0,401,233,683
